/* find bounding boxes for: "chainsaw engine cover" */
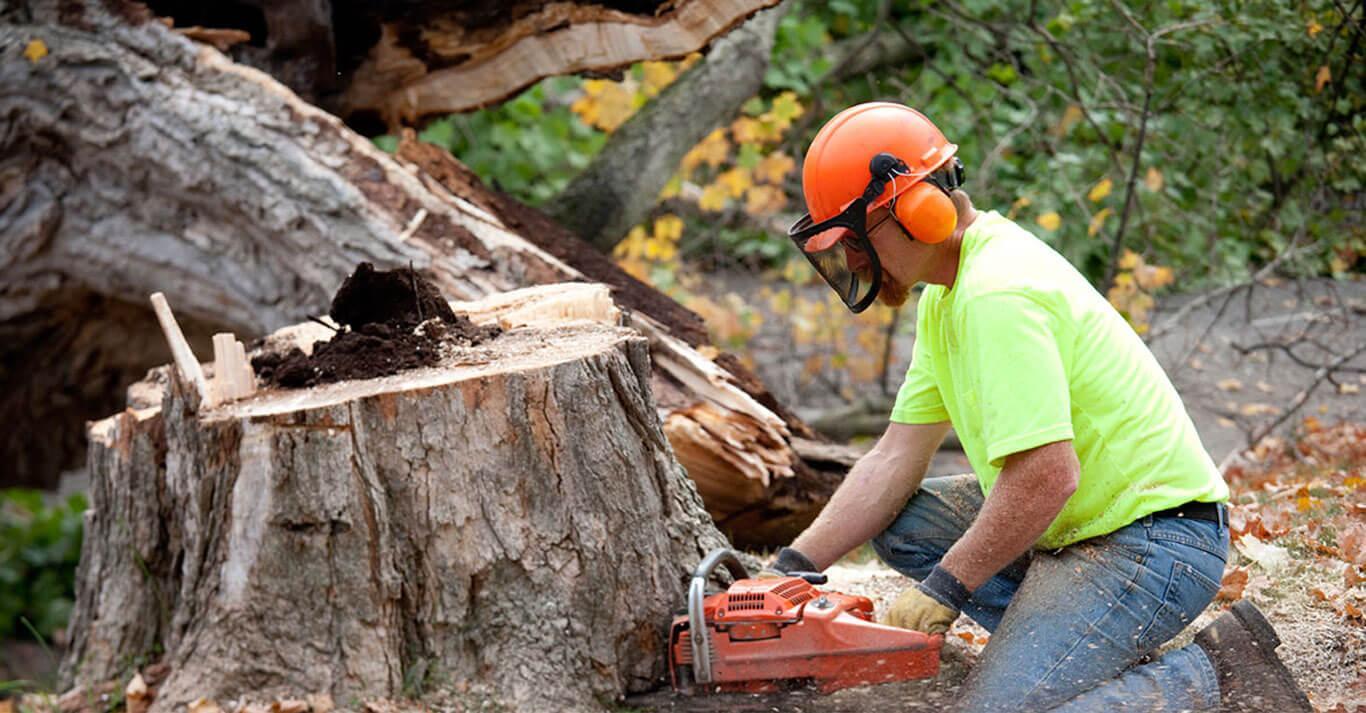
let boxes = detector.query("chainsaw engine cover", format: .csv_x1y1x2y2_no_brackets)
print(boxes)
669,575,943,694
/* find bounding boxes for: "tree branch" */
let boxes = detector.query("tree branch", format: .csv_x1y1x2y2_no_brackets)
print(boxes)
547,5,785,252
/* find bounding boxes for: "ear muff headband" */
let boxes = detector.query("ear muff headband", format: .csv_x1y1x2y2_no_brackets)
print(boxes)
888,156,964,244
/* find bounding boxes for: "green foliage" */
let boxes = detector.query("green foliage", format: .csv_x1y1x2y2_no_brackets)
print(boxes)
0,489,86,641
768,0,1363,284
375,79,607,206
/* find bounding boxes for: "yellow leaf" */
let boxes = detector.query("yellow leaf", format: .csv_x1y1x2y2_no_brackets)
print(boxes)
1087,207,1113,237
659,173,683,200
696,345,720,360
716,167,753,198
699,183,728,212
1144,167,1164,192
1315,65,1331,92
1118,249,1142,270
1088,178,1113,203
24,38,48,63
640,61,678,96
754,152,796,184
1051,104,1083,137
1036,212,1061,231
1307,19,1323,37
744,185,786,216
681,129,729,173
571,79,637,132
767,91,804,124
653,214,684,243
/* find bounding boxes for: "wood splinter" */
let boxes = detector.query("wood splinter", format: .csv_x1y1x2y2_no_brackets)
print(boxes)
149,292,212,406
211,333,257,404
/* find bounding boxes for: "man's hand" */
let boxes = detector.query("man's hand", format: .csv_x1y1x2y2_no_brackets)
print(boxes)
882,564,971,634
883,585,959,634
758,546,817,579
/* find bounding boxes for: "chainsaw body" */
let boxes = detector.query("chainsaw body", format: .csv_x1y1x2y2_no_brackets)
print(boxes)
669,549,942,694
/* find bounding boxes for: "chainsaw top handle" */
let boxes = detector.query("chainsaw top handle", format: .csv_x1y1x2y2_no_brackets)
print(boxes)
687,548,828,684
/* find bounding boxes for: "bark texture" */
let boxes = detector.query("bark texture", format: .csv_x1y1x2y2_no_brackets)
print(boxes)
66,316,728,711
1,0,841,546
545,5,785,251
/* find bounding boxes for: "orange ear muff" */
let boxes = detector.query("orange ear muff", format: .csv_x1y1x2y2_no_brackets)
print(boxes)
893,182,958,244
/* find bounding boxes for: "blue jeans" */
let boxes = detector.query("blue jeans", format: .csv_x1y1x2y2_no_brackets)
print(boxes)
871,475,1229,712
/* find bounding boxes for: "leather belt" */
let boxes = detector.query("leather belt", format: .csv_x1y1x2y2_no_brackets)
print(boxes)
1152,500,1226,526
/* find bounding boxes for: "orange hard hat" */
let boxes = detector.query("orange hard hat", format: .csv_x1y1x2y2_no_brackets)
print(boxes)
800,103,958,251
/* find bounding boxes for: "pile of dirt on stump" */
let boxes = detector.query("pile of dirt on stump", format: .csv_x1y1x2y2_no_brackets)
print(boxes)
252,262,501,388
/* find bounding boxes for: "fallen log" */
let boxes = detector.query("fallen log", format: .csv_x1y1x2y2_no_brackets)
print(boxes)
65,286,728,711
1,0,842,547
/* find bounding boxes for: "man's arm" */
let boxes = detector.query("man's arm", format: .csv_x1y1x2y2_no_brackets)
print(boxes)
939,439,1079,590
788,421,951,570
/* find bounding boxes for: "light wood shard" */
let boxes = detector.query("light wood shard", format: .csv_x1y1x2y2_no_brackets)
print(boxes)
149,292,212,405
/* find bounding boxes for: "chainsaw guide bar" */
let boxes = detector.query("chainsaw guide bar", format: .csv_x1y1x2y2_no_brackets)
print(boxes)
668,548,943,695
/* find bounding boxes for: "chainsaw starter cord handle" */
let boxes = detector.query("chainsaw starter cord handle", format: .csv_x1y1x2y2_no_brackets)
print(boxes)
919,564,971,611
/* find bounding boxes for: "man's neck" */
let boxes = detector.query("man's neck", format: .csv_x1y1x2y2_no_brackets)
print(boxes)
930,192,978,291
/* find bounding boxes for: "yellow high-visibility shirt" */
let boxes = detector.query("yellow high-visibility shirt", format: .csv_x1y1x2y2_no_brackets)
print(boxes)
891,211,1227,548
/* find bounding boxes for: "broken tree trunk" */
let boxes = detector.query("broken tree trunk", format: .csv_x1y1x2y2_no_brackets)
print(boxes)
1,0,841,547
124,0,780,126
66,297,728,711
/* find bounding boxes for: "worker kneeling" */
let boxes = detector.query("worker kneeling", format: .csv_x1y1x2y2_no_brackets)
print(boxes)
771,102,1310,712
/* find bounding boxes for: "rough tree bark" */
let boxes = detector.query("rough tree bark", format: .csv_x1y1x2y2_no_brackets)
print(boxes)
546,5,786,251
65,295,729,711
0,0,841,545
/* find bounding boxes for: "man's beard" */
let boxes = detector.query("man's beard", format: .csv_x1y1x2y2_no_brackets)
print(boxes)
876,270,911,307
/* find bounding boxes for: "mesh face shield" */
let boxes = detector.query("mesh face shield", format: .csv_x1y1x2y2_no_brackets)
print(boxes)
786,198,884,313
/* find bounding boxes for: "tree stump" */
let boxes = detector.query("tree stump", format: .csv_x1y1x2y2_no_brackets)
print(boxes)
64,309,728,711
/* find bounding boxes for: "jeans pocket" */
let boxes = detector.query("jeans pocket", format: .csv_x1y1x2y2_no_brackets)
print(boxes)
1135,560,1221,653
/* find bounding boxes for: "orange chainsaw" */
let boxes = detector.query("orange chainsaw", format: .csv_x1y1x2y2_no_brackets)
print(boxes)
668,548,943,694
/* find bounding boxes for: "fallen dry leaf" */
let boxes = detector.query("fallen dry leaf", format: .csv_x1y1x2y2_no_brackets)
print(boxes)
1218,566,1250,601
1238,535,1291,571
189,699,222,713
1339,522,1366,566
306,694,334,713
272,700,308,713
1346,564,1363,588
1240,402,1282,417
0,698,13,713
1217,378,1244,392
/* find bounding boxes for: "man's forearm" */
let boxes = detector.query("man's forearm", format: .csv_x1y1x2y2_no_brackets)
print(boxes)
939,440,1079,591
789,422,947,570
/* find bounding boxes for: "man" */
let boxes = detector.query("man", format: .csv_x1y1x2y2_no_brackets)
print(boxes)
774,102,1312,711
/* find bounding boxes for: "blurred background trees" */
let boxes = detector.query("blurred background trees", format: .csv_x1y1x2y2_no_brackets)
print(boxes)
378,0,1362,402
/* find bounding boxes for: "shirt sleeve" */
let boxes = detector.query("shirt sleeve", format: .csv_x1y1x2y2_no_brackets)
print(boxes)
889,309,949,425
962,290,1075,467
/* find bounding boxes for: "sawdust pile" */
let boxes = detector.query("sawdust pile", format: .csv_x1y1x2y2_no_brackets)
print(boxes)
253,262,501,388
